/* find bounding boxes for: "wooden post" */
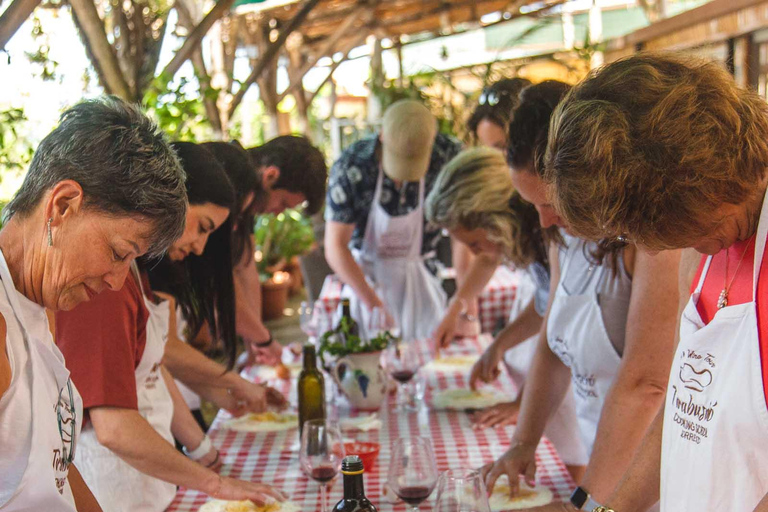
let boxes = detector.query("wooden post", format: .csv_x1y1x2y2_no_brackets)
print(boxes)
368,36,384,126
396,38,405,87
0,0,42,50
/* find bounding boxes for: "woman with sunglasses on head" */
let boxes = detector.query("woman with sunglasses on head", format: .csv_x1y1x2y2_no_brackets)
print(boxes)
433,76,530,347
148,142,288,433
474,80,681,512
0,97,187,512
427,145,588,480
55,142,286,512
545,53,768,512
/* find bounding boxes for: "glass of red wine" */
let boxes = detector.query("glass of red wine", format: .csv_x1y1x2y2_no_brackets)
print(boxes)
382,340,422,410
433,468,491,512
300,419,345,511
387,436,439,511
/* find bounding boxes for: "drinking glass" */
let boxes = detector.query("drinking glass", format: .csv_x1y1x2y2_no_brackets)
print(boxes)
299,419,345,511
387,437,439,511
369,305,398,338
382,341,422,410
299,301,317,342
433,469,491,512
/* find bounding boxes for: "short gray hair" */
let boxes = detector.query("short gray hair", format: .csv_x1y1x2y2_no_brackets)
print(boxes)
6,96,187,256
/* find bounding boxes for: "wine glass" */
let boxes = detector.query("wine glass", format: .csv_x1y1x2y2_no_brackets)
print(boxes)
434,469,491,512
382,340,422,410
299,301,318,342
387,437,439,511
300,419,345,511
369,305,398,338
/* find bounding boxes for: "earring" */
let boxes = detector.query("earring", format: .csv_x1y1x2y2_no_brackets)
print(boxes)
47,218,53,247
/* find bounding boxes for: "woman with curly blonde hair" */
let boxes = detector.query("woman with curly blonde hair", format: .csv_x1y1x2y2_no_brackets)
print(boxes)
472,80,681,512
546,52,768,512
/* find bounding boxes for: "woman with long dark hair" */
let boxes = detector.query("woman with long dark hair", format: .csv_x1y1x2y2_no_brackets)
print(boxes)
149,142,286,430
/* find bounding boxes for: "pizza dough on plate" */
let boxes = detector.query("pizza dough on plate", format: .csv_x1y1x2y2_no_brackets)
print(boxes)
431,388,508,409
199,499,300,512
425,355,479,372
222,412,298,432
488,477,553,511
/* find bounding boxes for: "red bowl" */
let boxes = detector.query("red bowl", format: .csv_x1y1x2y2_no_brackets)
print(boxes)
343,441,380,473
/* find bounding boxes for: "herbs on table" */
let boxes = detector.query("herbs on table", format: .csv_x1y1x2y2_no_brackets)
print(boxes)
318,325,397,367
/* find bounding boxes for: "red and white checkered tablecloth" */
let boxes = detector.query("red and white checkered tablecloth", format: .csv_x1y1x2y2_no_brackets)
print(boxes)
166,335,574,512
318,266,520,335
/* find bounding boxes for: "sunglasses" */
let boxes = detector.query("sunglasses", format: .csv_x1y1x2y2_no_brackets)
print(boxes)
478,89,514,106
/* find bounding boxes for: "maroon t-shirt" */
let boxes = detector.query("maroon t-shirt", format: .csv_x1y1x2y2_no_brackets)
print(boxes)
56,272,149,416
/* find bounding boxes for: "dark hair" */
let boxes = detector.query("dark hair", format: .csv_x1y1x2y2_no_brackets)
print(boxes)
507,80,571,175
146,142,238,368
509,80,623,267
201,141,259,265
467,78,531,141
247,136,328,216
6,96,187,257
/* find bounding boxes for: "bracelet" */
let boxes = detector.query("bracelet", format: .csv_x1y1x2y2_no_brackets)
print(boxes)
183,434,213,460
254,334,274,348
457,299,478,323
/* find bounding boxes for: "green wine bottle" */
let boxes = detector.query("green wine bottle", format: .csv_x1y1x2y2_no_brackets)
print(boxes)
298,344,325,435
332,456,378,512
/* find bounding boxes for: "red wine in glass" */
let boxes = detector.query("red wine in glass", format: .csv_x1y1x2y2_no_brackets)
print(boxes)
396,485,433,506
391,369,415,383
311,466,338,483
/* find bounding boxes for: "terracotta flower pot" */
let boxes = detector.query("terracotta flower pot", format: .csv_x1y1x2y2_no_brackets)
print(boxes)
261,271,292,321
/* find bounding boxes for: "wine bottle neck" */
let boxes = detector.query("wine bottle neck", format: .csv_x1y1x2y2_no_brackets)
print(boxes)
343,473,366,500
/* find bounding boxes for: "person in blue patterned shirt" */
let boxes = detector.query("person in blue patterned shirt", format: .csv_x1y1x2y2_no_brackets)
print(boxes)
324,100,461,340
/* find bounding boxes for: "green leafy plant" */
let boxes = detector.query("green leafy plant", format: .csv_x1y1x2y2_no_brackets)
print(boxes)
253,207,315,279
318,326,397,368
143,73,214,141
0,108,34,174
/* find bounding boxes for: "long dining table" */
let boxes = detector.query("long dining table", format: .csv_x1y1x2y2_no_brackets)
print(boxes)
166,335,575,511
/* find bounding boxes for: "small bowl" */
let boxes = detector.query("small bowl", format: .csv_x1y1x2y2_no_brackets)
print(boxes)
343,441,380,472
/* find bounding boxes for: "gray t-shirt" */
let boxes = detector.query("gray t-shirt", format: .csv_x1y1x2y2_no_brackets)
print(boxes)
557,235,632,356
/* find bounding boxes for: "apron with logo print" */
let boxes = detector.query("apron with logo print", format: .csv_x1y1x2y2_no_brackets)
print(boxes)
0,249,82,511
660,190,768,512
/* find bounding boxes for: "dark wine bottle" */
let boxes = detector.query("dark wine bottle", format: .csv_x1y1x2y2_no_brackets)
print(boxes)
332,455,378,512
338,298,360,340
298,344,325,435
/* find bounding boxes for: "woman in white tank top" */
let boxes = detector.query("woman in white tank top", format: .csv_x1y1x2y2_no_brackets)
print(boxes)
0,98,188,511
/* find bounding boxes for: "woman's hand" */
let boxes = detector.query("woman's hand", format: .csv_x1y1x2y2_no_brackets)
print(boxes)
479,440,538,497
251,338,284,366
209,476,287,506
432,300,463,351
198,447,223,472
469,342,503,389
471,400,520,429
224,379,288,416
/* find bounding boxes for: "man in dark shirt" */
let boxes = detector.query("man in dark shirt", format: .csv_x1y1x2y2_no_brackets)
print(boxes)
324,100,461,339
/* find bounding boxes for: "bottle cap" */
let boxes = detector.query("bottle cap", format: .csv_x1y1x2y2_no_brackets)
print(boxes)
302,344,316,357
341,455,364,474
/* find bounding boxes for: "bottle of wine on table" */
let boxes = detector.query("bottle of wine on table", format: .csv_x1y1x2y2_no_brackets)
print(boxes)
337,298,360,342
332,455,378,512
298,344,325,435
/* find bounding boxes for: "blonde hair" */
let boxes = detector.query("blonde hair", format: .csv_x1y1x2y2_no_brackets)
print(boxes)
545,52,768,250
426,147,547,267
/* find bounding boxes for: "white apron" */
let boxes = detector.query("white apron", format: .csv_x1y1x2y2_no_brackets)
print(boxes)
75,270,177,512
342,167,446,341
660,191,768,512
546,246,622,457
503,269,587,466
0,250,82,511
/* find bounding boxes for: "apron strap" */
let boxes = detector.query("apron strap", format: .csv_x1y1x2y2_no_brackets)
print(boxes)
754,188,768,300
693,256,713,295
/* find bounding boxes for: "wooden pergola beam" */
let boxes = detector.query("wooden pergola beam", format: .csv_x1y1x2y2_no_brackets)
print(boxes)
277,5,366,103
0,0,41,50
227,0,322,117
68,0,132,99
308,32,366,104
162,0,237,80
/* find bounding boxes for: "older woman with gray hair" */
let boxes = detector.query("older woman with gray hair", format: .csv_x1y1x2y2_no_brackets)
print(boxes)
0,96,187,512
